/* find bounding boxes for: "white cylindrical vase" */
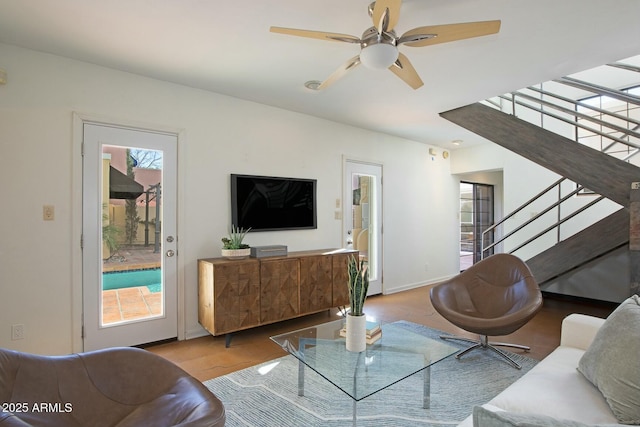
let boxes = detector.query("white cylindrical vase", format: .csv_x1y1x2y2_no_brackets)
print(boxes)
221,248,251,260
345,313,367,352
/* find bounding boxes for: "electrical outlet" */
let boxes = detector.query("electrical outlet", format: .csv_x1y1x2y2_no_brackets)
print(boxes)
11,324,24,340
43,205,55,221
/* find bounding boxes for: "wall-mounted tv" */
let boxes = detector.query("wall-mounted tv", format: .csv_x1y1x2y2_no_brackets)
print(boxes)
231,174,317,232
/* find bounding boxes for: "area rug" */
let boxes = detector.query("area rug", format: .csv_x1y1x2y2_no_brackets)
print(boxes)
203,321,537,426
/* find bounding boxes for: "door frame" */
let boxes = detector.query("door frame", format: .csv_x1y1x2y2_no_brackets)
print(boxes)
71,113,186,353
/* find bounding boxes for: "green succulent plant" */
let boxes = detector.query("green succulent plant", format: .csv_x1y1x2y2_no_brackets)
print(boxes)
221,225,251,249
347,255,369,317
102,204,121,254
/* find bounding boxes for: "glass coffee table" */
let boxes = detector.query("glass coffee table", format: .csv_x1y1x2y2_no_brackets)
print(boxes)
271,319,458,426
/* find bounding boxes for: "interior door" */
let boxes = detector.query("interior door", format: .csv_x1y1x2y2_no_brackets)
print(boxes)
344,160,383,295
82,123,178,350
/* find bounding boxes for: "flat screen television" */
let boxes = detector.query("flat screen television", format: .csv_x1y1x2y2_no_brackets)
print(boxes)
231,174,317,232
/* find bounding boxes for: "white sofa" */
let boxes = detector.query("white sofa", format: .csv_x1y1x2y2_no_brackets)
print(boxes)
458,312,623,426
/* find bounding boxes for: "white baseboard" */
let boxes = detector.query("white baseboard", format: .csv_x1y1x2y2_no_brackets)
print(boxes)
185,326,210,340
383,274,457,295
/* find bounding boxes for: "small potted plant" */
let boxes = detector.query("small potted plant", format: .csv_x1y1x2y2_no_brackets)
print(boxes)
221,225,251,260
345,255,369,352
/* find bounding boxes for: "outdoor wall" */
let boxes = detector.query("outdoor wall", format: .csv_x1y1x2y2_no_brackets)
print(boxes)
109,204,159,247
0,43,459,354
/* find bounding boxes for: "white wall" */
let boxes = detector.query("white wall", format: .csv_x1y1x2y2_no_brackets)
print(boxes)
0,43,459,354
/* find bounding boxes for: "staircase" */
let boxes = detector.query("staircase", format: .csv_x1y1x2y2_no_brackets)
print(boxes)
441,59,640,302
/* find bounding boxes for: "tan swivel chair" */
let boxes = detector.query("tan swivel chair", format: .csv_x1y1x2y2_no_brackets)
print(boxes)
0,346,225,427
429,253,543,369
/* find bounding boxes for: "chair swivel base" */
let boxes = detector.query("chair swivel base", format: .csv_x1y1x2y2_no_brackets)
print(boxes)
439,334,529,369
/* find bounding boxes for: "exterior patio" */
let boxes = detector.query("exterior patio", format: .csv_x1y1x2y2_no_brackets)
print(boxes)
102,245,162,325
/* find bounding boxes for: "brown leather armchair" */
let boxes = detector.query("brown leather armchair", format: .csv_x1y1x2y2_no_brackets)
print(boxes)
0,346,225,427
429,253,543,369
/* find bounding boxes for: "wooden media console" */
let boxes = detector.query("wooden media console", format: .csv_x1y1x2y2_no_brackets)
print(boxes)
198,249,358,346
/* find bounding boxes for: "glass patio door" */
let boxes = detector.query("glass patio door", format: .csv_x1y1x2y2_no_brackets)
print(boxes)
82,123,178,350
459,181,494,270
344,160,383,295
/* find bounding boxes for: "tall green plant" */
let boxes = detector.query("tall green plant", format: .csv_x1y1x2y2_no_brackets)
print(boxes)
103,223,121,253
347,255,369,316
124,149,141,245
102,204,121,254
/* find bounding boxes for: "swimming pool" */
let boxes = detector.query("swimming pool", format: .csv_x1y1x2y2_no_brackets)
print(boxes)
102,268,162,293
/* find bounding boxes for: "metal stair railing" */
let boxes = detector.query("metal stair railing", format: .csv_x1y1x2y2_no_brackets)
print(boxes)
499,88,640,153
485,60,640,159
479,61,640,260
481,178,605,259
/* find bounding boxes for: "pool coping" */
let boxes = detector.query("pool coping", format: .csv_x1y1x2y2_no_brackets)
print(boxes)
103,261,161,273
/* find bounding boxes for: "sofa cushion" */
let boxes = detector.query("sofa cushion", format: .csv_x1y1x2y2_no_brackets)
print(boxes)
472,406,621,427
577,295,640,425
488,346,619,424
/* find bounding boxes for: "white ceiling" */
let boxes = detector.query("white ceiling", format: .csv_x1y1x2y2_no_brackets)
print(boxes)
1,0,640,149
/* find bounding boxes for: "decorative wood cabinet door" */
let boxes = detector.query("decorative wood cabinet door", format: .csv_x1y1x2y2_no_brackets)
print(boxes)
198,259,260,335
299,255,332,314
198,249,358,340
260,258,299,323
332,252,353,307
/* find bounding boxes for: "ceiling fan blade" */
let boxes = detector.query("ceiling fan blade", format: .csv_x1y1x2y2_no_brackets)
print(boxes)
270,26,361,44
398,20,501,47
388,52,423,90
317,56,361,90
371,0,402,33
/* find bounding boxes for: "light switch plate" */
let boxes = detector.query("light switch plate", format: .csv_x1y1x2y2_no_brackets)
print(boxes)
43,205,55,221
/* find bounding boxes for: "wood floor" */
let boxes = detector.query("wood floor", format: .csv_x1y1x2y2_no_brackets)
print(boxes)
147,285,616,382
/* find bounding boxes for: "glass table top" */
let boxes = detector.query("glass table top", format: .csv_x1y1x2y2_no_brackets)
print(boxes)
270,319,458,401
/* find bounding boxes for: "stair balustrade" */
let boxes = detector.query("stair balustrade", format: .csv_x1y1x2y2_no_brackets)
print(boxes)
479,61,640,262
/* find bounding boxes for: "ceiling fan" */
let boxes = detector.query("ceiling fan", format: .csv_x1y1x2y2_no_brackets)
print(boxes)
270,0,500,90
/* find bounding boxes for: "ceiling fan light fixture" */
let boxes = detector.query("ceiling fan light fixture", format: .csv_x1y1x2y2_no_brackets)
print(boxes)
271,4,500,89
359,43,399,70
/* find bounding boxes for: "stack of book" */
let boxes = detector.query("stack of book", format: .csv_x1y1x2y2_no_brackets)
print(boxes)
339,321,382,344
